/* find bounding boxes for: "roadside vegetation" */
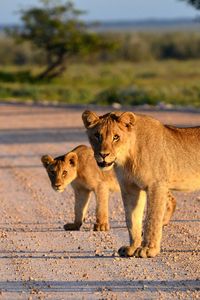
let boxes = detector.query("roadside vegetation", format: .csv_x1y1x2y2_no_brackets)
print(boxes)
1,0,200,107
1,58,200,107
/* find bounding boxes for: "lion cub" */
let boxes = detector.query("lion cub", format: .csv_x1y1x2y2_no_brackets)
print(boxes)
41,145,119,231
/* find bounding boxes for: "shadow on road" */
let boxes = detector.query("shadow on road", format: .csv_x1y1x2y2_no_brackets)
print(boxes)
0,218,199,234
0,165,42,169
0,127,87,144
0,279,199,293
0,247,199,260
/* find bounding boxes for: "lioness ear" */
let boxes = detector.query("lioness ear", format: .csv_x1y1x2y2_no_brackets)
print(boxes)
41,155,54,168
64,152,78,167
118,112,135,129
82,110,99,129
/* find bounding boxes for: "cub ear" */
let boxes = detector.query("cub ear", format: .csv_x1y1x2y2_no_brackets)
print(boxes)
118,112,135,129
64,152,78,167
41,155,54,168
82,110,99,129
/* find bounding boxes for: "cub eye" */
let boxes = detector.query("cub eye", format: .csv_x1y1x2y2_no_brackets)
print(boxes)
94,132,101,141
62,170,68,177
50,170,56,176
113,134,120,141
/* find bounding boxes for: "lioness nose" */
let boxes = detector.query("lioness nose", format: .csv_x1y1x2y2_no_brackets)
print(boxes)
99,152,109,159
55,183,62,188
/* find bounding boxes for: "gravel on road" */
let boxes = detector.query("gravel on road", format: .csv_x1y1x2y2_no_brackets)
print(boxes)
0,103,199,299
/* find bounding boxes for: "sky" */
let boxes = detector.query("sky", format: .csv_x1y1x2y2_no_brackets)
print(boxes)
0,0,199,24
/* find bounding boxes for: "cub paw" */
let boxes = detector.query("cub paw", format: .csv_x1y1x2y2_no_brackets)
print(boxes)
134,246,160,258
63,223,81,231
118,246,134,257
93,223,110,231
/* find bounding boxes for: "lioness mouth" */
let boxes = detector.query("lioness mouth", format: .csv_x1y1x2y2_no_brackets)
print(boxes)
97,161,114,168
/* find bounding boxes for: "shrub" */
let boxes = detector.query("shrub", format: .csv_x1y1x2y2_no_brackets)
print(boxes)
94,86,159,106
2,31,200,66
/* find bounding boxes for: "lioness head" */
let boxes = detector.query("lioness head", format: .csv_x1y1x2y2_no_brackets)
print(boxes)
82,110,135,170
41,152,78,192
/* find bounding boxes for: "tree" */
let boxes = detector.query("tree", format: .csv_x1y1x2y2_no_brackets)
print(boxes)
180,0,200,9
7,0,113,79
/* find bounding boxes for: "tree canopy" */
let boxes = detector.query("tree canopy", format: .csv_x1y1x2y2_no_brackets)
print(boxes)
180,0,200,9
7,0,114,79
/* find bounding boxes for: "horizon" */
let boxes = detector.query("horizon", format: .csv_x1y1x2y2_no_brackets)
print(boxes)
0,16,199,27
0,0,199,25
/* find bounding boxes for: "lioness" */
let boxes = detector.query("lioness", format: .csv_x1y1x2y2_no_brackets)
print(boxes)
41,145,119,231
82,110,199,258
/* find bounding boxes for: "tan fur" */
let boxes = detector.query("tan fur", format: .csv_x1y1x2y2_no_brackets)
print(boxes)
82,110,200,258
41,145,119,231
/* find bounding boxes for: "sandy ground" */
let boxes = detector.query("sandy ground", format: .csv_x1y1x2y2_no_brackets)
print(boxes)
0,103,199,300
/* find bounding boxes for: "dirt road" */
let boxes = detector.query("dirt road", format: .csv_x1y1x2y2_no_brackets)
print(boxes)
0,103,199,299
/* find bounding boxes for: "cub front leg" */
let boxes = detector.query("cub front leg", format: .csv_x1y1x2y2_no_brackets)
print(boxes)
118,186,146,257
135,185,167,258
162,191,176,226
94,185,110,231
64,188,91,231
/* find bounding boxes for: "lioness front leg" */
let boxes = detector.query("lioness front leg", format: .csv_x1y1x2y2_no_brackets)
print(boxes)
135,185,167,258
94,185,110,231
64,188,91,231
118,186,146,257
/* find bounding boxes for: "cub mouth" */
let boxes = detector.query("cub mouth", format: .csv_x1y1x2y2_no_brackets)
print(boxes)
97,161,115,168
53,187,64,193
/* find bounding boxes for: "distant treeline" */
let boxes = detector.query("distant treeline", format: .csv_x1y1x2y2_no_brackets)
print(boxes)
1,31,200,65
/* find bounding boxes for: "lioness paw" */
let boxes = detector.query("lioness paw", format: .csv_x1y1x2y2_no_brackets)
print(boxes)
118,246,134,257
93,223,110,231
134,246,160,258
63,223,81,231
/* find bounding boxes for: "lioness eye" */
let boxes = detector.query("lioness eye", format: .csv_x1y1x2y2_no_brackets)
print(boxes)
113,134,120,141
63,170,67,177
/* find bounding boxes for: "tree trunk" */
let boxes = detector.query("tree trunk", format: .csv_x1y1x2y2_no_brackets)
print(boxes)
47,64,67,79
37,55,67,79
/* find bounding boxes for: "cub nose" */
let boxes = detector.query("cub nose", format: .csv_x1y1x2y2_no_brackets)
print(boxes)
99,152,109,159
54,183,62,188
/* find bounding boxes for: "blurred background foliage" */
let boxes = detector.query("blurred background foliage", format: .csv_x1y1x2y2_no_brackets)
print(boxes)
2,31,200,66
0,0,200,106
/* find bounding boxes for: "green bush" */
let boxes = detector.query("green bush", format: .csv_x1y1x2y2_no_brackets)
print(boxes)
0,36,45,66
2,31,200,66
1,60,200,107
152,32,200,60
95,86,159,106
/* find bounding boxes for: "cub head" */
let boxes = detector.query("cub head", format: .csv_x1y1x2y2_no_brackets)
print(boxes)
82,110,135,170
41,152,78,192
